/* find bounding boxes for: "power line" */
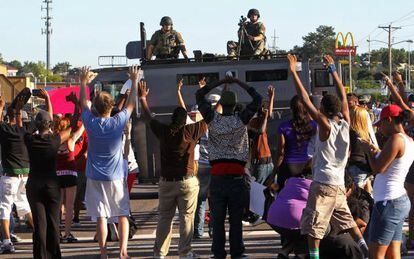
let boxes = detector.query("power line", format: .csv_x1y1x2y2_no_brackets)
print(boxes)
391,9,414,23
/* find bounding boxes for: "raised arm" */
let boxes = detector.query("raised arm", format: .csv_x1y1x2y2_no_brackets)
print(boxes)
138,80,151,122
14,96,25,127
66,92,84,149
125,66,139,114
324,55,349,124
116,90,129,112
79,66,93,111
176,79,187,110
38,89,53,119
267,85,275,118
287,54,331,136
382,73,411,112
393,71,408,104
0,97,4,122
196,78,228,123
232,78,263,124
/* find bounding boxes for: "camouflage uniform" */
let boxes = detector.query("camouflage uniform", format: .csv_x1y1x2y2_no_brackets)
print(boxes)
149,29,185,59
227,21,266,58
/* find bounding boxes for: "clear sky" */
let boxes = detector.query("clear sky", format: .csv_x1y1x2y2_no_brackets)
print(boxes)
1,0,414,68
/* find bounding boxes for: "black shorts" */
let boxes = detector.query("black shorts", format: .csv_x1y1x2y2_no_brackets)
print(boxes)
59,175,77,188
276,162,308,190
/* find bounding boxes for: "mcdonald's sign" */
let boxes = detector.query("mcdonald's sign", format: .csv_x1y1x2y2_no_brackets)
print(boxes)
334,32,357,56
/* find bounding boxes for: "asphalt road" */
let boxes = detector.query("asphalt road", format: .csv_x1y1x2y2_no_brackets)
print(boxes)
5,183,414,258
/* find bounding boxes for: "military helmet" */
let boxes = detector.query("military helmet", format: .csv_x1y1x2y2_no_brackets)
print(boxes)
247,9,260,18
160,16,173,26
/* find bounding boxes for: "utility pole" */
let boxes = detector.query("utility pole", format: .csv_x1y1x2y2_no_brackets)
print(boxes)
41,0,53,71
270,29,279,54
379,24,401,77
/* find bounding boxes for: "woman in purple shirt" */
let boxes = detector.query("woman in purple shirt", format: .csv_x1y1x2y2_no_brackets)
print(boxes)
274,95,316,189
267,168,312,258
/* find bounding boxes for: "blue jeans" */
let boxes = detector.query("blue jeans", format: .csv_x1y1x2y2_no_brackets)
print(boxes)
369,194,410,245
251,163,274,185
210,175,248,258
194,165,211,237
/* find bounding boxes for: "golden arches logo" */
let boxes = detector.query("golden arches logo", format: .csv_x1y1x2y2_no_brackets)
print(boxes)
334,32,356,56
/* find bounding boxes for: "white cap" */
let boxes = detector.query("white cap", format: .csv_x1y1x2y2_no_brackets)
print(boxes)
208,94,221,106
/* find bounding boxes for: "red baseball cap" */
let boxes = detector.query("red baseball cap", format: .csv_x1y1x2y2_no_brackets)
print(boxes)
373,104,402,126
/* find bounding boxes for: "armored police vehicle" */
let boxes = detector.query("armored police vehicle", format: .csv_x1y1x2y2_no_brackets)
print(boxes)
90,25,338,180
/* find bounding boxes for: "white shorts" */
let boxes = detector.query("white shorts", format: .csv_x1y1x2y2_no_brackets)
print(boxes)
0,175,31,219
85,178,130,221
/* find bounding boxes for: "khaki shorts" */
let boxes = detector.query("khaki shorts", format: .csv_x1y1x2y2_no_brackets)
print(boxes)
300,181,357,239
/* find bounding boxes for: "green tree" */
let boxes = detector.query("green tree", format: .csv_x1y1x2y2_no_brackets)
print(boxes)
20,61,62,82
0,53,3,64
292,25,336,60
52,62,71,75
7,60,23,72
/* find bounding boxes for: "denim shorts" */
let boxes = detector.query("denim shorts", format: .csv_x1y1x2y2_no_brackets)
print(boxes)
369,194,410,245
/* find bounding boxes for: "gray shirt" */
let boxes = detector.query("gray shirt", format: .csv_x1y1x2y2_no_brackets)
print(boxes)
313,119,350,186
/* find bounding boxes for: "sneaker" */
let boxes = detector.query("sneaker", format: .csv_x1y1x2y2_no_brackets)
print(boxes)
153,255,165,259
10,234,22,243
233,254,248,259
61,233,78,243
250,218,265,227
242,220,251,227
180,251,200,259
0,243,15,254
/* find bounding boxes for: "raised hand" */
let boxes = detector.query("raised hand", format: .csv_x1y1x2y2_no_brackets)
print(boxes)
177,79,184,91
80,66,94,85
38,89,49,100
287,54,298,73
14,96,25,111
267,85,275,99
380,72,392,86
138,81,149,98
392,71,403,84
323,55,335,66
198,77,206,88
127,65,140,82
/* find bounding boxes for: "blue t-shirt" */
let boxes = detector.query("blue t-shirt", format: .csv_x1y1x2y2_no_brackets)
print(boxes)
82,108,131,181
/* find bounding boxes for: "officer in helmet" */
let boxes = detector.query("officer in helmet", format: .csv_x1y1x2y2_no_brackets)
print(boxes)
147,16,189,60
227,8,267,59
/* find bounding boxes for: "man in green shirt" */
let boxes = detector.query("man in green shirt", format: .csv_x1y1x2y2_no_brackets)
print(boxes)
147,16,189,60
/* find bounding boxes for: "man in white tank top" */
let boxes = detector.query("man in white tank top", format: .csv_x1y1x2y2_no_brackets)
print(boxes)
288,54,368,259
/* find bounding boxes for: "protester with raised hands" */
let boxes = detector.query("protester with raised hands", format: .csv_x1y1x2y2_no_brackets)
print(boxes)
380,71,414,250
24,89,72,259
0,94,34,254
287,54,368,259
55,92,85,243
359,101,414,258
80,66,138,259
139,79,206,258
195,76,262,259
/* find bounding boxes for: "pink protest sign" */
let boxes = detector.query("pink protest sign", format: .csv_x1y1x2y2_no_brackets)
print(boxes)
48,86,90,115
